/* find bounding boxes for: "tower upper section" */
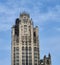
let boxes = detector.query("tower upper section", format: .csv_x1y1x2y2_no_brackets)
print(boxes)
12,12,34,37
11,12,40,65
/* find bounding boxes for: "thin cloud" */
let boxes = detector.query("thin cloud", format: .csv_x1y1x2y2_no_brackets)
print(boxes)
54,27,60,31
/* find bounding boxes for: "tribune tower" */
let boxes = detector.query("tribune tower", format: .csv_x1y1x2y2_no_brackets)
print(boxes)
11,12,40,65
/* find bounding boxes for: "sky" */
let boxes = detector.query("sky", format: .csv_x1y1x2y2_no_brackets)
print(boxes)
0,0,60,65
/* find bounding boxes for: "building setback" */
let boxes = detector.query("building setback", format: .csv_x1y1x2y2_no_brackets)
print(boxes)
11,12,51,65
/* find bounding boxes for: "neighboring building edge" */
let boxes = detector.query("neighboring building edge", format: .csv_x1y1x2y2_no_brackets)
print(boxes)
40,53,51,65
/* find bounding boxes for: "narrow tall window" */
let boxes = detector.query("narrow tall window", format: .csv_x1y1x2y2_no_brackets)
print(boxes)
24,25,27,32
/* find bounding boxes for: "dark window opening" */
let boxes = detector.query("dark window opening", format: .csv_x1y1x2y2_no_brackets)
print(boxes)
34,32,36,37
34,39,36,43
47,60,49,64
29,63,32,65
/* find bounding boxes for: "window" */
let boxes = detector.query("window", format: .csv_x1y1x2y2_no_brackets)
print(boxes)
22,47,24,50
34,32,36,37
34,39,36,43
16,47,19,51
35,63,37,65
29,63,32,65
29,56,32,58
16,60,19,62
47,60,49,64
22,56,25,58
29,47,31,51
23,19,27,23
34,59,37,62
24,25,27,32
16,63,19,65
16,53,19,55
24,28,27,32
29,51,32,54
34,47,37,51
22,63,25,65
16,56,19,58
23,16,28,24
14,47,19,51
34,56,37,58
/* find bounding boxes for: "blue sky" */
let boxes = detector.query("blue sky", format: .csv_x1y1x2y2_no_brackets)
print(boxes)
0,0,60,65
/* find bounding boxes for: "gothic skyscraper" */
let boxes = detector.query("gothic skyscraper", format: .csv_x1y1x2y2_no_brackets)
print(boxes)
11,12,40,65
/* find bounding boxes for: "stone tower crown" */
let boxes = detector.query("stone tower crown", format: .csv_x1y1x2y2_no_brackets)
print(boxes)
20,12,30,18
